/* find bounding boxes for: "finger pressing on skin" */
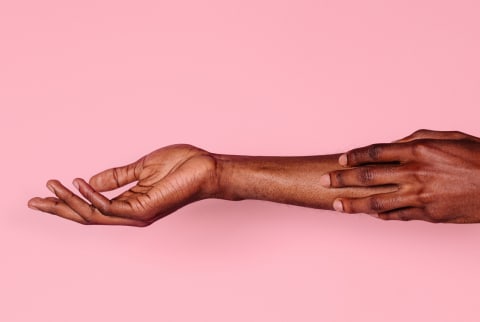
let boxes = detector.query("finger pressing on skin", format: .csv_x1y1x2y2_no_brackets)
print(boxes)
332,192,417,215
339,143,412,167
89,158,142,192
28,196,88,224
321,165,405,188
377,207,429,222
73,178,136,219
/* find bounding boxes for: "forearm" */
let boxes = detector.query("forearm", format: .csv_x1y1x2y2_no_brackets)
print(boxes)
212,153,395,211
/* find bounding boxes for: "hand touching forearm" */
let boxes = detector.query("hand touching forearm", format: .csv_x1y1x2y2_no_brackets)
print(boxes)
27,144,393,226
212,153,394,209
321,129,480,223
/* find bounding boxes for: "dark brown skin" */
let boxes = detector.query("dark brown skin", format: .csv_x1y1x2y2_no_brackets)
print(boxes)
27,129,480,226
27,145,394,226
321,129,480,223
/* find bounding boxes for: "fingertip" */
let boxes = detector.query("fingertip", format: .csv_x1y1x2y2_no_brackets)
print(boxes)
46,180,57,193
333,199,344,212
88,175,102,191
339,154,348,167
27,198,41,210
72,178,80,190
319,174,331,187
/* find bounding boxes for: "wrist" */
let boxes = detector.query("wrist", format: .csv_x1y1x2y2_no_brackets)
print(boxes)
209,153,244,201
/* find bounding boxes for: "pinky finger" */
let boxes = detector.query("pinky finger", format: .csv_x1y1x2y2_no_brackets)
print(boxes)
378,207,429,222
28,197,148,226
28,197,88,224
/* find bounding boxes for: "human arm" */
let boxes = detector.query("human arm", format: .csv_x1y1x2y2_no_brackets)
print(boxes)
321,129,480,223
27,144,394,226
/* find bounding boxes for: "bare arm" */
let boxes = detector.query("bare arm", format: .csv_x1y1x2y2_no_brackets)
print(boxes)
27,144,393,226
213,153,393,209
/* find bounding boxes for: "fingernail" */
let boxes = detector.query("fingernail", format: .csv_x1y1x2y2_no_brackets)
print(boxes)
339,154,348,166
319,174,331,187
28,201,39,210
333,199,344,212
370,213,379,218
47,184,55,194
73,179,79,190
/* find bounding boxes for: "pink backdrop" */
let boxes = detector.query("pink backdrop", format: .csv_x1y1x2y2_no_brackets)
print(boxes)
2,1,480,321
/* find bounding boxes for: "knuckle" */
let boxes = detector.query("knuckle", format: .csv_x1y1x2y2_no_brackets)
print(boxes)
341,200,355,213
333,171,345,187
395,209,415,221
112,167,121,187
367,144,382,161
417,190,433,205
424,208,443,223
410,141,432,157
345,151,356,165
358,168,374,184
368,197,384,213
65,190,76,200
81,210,95,224
414,129,430,136
45,201,60,214
96,200,113,216
377,213,390,220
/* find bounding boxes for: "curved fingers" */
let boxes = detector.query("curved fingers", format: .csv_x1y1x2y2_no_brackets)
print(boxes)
29,196,87,224
73,178,143,220
89,157,143,192
40,179,147,226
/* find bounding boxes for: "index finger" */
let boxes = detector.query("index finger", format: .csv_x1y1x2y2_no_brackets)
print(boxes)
73,178,138,219
340,143,413,167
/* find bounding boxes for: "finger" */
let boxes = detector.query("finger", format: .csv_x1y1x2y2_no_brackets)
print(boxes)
325,165,406,188
445,216,478,224
28,196,88,224
73,178,140,220
31,196,147,226
48,179,146,226
333,192,420,215
339,143,412,167
377,207,429,222
46,179,97,218
394,129,474,143
89,157,144,192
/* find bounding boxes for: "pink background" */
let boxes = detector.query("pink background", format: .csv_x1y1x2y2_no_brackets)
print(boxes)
2,0,480,321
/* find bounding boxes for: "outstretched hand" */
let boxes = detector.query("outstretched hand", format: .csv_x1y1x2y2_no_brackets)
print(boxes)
28,144,218,226
321,130,480,223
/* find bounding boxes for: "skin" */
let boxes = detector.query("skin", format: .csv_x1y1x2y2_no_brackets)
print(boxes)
27,129,480,226
321,129,480,223
27,145,394,226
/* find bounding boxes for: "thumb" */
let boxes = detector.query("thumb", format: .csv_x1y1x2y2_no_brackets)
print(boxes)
89,159,141,192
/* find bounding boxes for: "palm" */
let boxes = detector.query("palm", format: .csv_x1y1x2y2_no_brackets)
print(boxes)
106,144,216,222
28,144,217,226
